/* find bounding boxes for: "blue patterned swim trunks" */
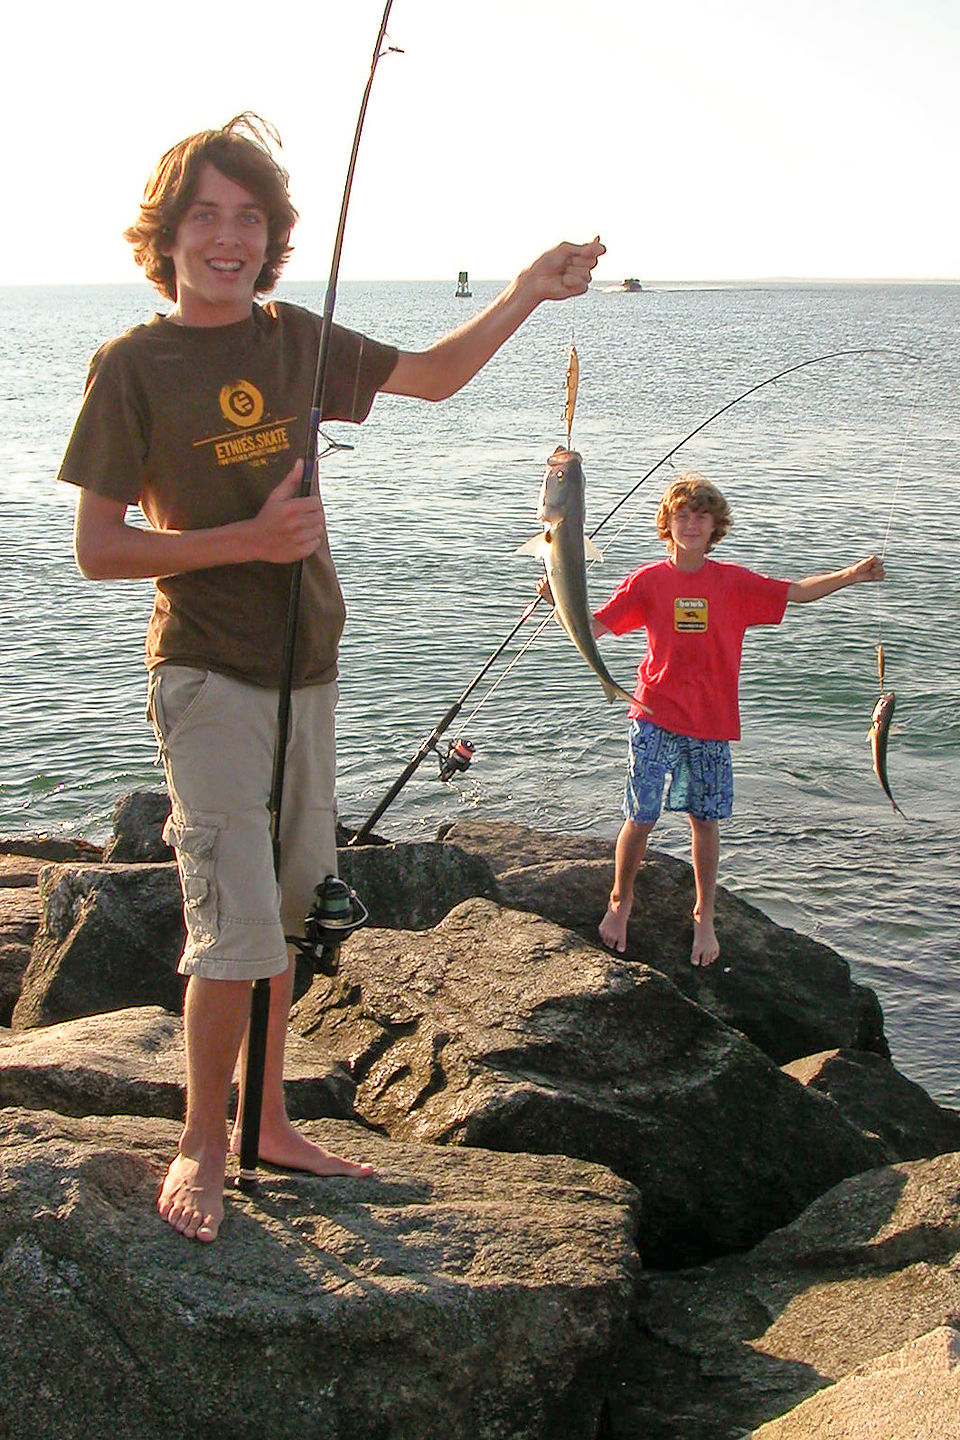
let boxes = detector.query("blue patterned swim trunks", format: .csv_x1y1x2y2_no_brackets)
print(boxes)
623,719,734,824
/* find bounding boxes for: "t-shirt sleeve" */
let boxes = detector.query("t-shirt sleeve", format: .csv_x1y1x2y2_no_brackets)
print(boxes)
594,568,647,635
322,325,398,424
57,342,149,505
736,569,790,626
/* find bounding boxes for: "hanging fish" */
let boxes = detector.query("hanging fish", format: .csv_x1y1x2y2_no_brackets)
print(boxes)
869,645,905,816
565,344,579,448
518,447,639,705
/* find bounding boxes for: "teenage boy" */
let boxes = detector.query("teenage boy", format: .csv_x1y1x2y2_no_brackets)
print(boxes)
59,114,605,1243
591,472,884,965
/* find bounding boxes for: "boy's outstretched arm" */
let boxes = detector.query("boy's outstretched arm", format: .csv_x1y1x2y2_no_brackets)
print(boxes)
786,555,884,604
382,238,606,402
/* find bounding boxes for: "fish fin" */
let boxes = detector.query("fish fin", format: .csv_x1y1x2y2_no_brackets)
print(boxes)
516,535,548,557
583,534,603,562
600,678,638,705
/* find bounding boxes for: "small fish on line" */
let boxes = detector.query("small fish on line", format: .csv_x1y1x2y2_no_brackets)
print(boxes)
869,685,905,817
517,447,639,706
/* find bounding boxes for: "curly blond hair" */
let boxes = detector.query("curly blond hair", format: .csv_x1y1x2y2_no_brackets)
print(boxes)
124,113,298,303
655,472,732,552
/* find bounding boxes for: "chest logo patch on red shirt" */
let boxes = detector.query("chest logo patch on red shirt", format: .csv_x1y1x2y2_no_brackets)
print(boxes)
675,597,708,632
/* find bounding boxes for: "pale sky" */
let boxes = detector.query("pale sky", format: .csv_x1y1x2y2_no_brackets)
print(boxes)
5,0,957,285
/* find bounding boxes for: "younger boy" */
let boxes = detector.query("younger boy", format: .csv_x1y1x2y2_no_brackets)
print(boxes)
60,114,604,1242
592,472,883,964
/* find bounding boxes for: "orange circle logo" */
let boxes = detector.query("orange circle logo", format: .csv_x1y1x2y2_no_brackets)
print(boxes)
219,380,264,429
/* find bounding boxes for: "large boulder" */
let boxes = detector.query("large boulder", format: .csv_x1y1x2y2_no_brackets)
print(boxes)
0,1109,639,1440
337,840,499,930
102,791,174,863
440,820,887,1065
609,1149,960,1439
751,1325,960,1438
291,897,884,1267
12,841,499,1032
12,863,185,1029
0,1007,356,1122
783,1048,960,1162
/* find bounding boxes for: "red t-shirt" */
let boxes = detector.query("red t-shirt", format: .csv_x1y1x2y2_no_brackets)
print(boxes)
593,557,790,740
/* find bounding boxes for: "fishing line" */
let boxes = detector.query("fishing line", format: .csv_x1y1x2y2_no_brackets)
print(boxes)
875,357,924,691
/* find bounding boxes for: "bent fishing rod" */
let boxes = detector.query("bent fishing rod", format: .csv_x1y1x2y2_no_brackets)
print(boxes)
350,344,921,846
238,0,399,1191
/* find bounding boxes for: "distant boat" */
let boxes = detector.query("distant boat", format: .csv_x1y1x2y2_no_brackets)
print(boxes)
455,270,472,298
601,277,643,293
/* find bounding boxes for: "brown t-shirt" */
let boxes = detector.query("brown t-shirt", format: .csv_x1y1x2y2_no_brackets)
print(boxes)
59,301,398,687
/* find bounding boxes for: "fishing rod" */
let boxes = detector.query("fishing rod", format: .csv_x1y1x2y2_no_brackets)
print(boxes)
350,344,922,844
238,0,400,1191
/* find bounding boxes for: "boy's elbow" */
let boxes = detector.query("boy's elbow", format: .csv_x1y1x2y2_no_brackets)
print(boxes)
74,532,113,580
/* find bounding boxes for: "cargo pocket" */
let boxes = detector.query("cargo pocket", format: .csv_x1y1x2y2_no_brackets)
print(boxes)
162,810,226,949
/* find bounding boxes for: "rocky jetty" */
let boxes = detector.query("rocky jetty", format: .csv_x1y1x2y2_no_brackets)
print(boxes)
1,796,959,1438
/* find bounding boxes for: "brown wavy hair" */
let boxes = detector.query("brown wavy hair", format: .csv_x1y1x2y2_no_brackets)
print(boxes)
656,472,732,552
124,114,298,302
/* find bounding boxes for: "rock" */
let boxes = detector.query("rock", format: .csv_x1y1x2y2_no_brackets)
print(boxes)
292,897,885,1267
783,1048,960,1162
0,858,41,1026
437,819,614,875
749,1325,960,1438
337,840,500,929
0,1007,356,1122
12,863,185,1030
102,791,173,863
0,837,102,862
0,1109,640,1440
441,820,887,1065
610,1150,960,1439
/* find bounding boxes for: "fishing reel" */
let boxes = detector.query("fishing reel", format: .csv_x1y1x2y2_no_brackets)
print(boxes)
287,875,369,978
436,737,475,783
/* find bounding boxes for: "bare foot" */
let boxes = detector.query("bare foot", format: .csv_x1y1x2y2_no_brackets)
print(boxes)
691,915,720,967
230,1117,374,1178
599,895,632,954
158,1145,226,1243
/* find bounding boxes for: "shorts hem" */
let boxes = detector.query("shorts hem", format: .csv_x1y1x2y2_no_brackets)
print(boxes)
177,951,290,982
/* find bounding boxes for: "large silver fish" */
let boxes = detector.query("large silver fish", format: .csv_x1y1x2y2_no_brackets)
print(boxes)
869,688,905,816
518,447,637,705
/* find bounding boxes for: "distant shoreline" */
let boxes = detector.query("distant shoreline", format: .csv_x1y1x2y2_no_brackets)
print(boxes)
1,276,958,293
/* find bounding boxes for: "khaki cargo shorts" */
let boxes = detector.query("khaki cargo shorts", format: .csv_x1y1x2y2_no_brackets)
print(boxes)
147,665,339,981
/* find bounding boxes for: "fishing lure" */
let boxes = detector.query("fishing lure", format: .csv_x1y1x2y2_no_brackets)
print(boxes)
565,343,579,448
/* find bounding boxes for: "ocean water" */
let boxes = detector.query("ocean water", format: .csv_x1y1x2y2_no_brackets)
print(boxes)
1,278,958,1103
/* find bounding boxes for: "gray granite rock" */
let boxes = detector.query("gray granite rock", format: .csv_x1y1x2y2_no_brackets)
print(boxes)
0,1006,355,1122
749,1325,960,1438
0,1109,639,1440
12,862,185,1029
783,1048,960,1162
609,1150,960,1439
292,896,885,1267
440,820,887,1065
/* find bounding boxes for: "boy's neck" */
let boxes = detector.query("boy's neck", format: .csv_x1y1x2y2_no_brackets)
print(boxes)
669,547,708,573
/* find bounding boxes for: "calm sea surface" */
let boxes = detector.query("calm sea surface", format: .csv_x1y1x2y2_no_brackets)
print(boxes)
1,279,958,1102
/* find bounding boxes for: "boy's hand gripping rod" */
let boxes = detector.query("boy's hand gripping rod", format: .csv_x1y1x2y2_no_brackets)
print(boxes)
237,0,399,1192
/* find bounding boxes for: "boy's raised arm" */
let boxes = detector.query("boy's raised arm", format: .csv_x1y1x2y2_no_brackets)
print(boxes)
381,238,605,402
786,554,884,603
